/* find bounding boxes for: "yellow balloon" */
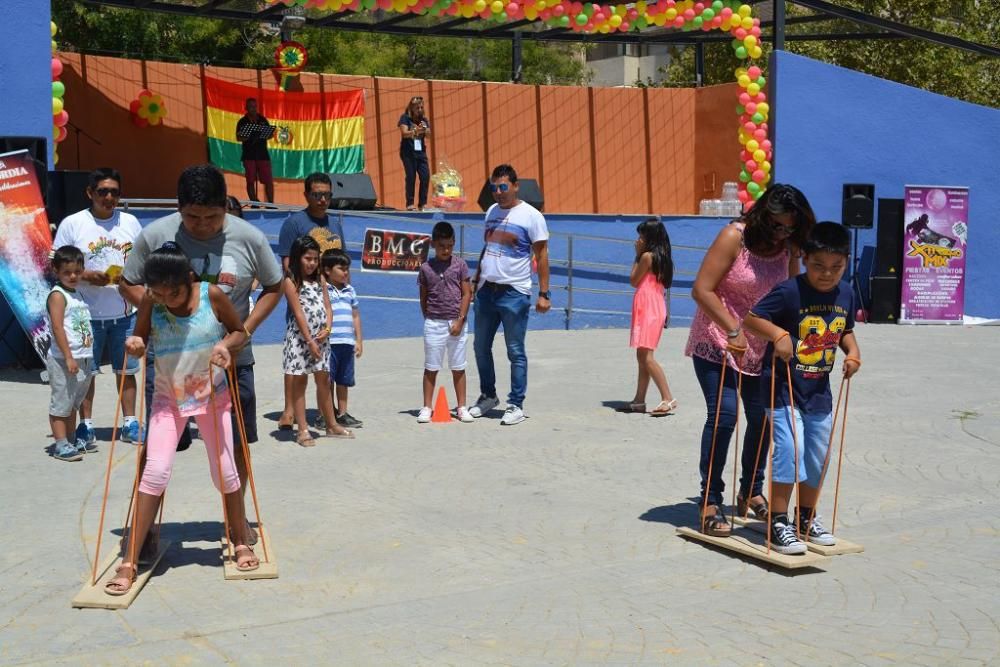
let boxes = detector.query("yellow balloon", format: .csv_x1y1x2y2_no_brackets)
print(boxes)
598,23,610,32
53,151,59,165
491,0,503,12
738,133,748,145
610,14,622,26
461,5,476,17
53,97,64,115
617,5,627,16
747,82,760,96
735,67,747,78
525,6,537,19
738,4,751,17
750,45,763,59
475,0,486,10
653,13,666,25
757,102,770,114
746,139,759,152
636,1,647,12
52,39,57,51
536,0,546,7
761,160,771,172
665,7,677,19
51,21,57,37
738,74,751,88
743,35,756,48
741,15,753,29
753,149,766,162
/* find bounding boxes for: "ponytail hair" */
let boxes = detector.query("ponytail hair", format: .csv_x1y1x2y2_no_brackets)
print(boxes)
145,241,194,289
636,218,673,289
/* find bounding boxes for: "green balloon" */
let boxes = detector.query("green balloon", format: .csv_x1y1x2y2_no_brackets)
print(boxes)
712,0,724,10
747,182,761,195
692,16,703,27
576,12,588,25
701,8,714,20
751,112,764,123
736,104,746,115
735,45,747,59
636,16,648,28
52,81,65,98
583,2,593,15
757,75,767,87
739,170,750,183
559,15,570,26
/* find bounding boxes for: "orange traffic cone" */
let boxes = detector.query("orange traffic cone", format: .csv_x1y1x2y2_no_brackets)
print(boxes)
431,386,451,423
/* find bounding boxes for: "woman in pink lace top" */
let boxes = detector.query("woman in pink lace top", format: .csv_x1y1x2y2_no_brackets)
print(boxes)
685,184,816,536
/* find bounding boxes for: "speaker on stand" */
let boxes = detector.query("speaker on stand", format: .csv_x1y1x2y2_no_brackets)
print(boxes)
842,183,875,321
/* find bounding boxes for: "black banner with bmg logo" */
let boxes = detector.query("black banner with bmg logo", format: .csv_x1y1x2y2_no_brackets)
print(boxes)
361,228,430,274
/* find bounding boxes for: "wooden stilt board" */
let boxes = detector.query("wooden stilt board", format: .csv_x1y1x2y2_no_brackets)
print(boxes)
732,516,865,556
220,527,278,580
676,526,827,569
71,540,171,609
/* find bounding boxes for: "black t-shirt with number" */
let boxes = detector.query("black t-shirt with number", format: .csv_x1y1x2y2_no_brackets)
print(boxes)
750,275,855,414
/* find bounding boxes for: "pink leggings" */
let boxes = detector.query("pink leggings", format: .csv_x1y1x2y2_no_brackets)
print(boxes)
139,392,241,497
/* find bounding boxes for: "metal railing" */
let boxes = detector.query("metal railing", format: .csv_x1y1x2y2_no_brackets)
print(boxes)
119,202,709,330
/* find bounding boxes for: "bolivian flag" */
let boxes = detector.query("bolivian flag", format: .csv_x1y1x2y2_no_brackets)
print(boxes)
204,77,364,179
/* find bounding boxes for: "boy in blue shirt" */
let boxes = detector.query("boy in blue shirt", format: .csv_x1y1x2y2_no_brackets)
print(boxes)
744,222,862,554
321,248,364,429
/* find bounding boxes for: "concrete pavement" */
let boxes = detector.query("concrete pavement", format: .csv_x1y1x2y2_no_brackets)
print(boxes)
1,324,998,665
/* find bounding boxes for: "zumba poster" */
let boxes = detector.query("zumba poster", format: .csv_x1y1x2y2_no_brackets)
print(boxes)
900,185,969,324
0,150,53,359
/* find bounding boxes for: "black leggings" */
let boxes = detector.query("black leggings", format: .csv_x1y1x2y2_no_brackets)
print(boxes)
401,152,430,208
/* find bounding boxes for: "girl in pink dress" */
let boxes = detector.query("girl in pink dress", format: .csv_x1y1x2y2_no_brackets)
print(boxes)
620,218,676,417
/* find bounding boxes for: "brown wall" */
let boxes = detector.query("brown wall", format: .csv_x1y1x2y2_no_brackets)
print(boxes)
58,52,738,215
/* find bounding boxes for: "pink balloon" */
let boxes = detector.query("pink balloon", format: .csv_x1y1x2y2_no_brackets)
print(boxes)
553,4,564,15
506,2,518,15
571,2,582,12
745,102,757,114
710,16,723,27
740,150,751,162
734,28,747,39
761,139,772,151
619,20,630,31
540,8,552,18
720,7,732,18
673,16,685,27
683,8,694,19
745,159,758,171
594,12,605,22
694,2,704,11
752,170,765,183
56,125,68,143
627,8,638,19
54,110,69,127
738,190,750,203
751,26,761,37
738,92,751,105
747,66,761,79
743,121,756,132
753,129,766,141
51,58,63,80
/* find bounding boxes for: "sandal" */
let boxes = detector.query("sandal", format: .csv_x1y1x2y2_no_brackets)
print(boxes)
615,402,646,413
234,545,260,572
700,505,732,537
104,562,136,596
737,494,769,520
649,399,678,417
296,431,316,448
325,428,354,440
277,416,294,431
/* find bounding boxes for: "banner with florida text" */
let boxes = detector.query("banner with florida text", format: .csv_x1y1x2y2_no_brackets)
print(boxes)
0,150,53,360
900,185,969,324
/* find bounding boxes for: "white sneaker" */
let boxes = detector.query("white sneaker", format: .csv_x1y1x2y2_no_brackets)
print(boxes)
500,405,525,425
469,394,499,418
416,406,432,423
457,406,474,423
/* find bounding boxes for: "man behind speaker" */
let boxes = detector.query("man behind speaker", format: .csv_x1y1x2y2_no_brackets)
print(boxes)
52,168,142,446
275,172,346,430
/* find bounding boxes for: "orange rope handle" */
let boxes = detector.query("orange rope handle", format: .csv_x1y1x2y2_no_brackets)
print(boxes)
725,342,748,354
784,360,802,540
729,354,743,527
773,331,789,344
91,348,132,586
804,375,847,532
843,356,861,371
765,351,778,554
208,361,234,563
124,354,149,575
831,376,852,533
700,354,729,526
227,363,270,564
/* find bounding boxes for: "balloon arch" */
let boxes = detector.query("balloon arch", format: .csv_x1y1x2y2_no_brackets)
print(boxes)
268,0,772,205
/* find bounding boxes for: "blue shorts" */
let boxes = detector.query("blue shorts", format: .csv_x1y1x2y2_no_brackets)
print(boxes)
329,344,356,387
767,406,832,487
91,314,140,375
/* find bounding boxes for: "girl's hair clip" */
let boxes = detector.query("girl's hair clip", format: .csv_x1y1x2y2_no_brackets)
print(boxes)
159,241,180,251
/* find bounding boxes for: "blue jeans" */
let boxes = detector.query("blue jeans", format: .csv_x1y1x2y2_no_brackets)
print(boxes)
473,285,530,408
767,406,832,487
91,314,140,374
693,355,768,506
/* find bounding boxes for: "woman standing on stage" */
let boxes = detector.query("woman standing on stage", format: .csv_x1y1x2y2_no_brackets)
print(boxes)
398,96,431,211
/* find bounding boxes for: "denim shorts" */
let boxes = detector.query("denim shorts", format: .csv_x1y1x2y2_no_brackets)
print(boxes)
767,406,832,487
91,314,140,375
329,344,356,387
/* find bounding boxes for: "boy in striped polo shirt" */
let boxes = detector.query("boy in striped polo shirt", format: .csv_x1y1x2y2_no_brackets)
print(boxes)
322,249,364,428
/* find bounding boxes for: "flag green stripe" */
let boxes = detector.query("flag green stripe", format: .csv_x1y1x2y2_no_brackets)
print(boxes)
208,138,364,179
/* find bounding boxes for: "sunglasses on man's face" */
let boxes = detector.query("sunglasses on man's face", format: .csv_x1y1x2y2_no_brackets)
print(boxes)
95,187,120,198
489,183,511,193
309,191,333,200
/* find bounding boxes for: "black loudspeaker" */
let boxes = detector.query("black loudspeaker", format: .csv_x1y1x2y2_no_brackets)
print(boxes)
478,178,544,212
869,275,900,323
842,183,875,229
327,173,376,210
47,170,91,226
875,198,904,276
0,136,48,202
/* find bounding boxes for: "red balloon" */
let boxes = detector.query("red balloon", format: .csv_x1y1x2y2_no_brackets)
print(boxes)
56,125,68,143
54,110,69,127
51,58,63,80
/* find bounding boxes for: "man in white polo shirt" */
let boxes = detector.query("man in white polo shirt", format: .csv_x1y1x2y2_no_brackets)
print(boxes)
53,168,142,444
469,164,551,426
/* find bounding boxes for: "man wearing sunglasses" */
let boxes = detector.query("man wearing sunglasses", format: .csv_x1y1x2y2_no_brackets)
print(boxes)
275,172,350,429
469,164,551,426
53,167,143,446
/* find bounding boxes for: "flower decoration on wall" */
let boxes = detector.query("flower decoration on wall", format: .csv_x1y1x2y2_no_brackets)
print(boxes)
129,89,167,127
273,41,309,91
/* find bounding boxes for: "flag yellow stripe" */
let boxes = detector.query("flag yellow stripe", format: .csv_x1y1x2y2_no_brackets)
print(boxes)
206,107,364,152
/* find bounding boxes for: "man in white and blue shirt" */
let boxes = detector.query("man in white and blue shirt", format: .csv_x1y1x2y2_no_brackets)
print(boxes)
322,248,364,428
470,164,551,426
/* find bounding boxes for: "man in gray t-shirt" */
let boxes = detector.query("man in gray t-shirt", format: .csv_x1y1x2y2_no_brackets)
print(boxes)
121,167,282,545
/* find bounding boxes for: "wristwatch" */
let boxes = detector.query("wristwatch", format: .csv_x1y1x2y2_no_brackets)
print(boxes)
726,326,741,339
538,290,551,299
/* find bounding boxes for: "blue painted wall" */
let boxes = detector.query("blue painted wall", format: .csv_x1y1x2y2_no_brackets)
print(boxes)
0,2,53,367
772,50,1000,318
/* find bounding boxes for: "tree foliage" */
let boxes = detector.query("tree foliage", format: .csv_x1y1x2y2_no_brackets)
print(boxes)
51,0,589,85
646,0,999,109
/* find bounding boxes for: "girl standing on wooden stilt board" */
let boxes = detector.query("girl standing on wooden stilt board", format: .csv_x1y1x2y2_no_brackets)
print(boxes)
105,243,258,595
686,184,816,537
